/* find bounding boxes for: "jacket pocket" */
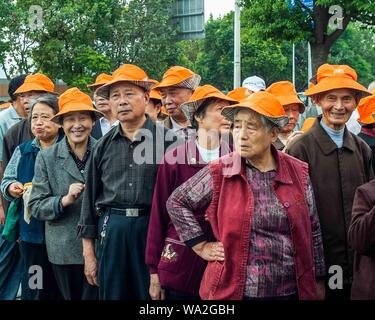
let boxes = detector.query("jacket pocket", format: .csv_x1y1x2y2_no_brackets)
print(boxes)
157,237,189,272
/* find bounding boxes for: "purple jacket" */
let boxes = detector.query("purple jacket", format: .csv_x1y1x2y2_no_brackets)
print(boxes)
146,139,231,295
348,179,375,300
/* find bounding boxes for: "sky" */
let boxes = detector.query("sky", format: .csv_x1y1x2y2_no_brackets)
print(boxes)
205,0,234,21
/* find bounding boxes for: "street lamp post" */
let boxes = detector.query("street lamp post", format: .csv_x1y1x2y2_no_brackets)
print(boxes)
234,0,241,89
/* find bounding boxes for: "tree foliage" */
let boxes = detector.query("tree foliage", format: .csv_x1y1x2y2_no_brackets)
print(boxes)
241,0,375,73
0,0,181,89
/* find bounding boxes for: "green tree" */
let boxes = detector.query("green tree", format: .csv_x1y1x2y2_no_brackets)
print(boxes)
0,0,181,88
329,23,375,86
0,0,37,78
192,13,289,91
241,0,375,73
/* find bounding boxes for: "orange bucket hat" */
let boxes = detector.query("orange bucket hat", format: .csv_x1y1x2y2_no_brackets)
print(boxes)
87,73,113,91
222,91,289,128
357,94,375,125
181,84,237,124
14,73,56,95
96,64,157,99
51,87,103,124
227,87,253,101
153,66,201,91
304,64,370,98
266,81,305,113
301,117,316,133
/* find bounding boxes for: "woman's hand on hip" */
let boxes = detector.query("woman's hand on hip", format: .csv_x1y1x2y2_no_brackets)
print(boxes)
193,241,225,262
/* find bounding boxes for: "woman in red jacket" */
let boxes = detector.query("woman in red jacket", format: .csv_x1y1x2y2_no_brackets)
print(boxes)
146,85,236,300
167,92,326,300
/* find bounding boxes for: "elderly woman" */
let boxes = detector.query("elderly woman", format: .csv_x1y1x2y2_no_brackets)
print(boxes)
1,94,63,300
266,81,305,150
167,91,326,300
146,85,236,300
28,88,102,300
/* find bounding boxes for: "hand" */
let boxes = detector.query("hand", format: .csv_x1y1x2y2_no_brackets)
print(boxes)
149,274,165,300
283,131,304,151
84,254,98,286
7,182,25,199
316,280,325,300
0,205,5,225
62,183,85,207
192,241,225,262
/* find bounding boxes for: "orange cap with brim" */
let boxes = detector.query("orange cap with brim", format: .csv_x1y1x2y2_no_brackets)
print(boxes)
227,87,253,101
96,64,157,99
222,91,289,128
14,73,56,95
51,87,103,123
266,81,305,113
152,66,201,90
87,73,113,90
304,64,370,98
181,84,237,124
301,117,316,133
357,94,375,125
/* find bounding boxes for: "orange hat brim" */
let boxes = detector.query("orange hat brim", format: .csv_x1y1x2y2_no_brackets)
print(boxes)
152,74,201,90
222,101,289,128
14,83,56,95
87,81,109,90
277,95,305,113
50,103,104,123
358,114,375,125
304,77,370,97
182,92,238,124
96,76,157,99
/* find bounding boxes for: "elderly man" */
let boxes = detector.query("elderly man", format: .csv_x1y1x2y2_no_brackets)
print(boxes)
78,64,179,300
153,66,200,140
167,91,326,300
286,63,373,300
87,73,119,139
266,81,305,150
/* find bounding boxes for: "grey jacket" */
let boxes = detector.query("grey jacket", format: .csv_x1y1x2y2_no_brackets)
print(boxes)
29,136,96,265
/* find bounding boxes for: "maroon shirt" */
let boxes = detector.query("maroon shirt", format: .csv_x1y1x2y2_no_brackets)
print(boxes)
146,139,231,295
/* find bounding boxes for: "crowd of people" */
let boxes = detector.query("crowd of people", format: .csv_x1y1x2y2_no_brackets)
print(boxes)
0,61,375,300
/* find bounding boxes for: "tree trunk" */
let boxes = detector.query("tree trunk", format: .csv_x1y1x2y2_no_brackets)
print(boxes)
311,43,329,75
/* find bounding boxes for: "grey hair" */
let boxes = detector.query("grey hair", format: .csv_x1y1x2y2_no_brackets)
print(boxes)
29,93,59,118
233,108,277,133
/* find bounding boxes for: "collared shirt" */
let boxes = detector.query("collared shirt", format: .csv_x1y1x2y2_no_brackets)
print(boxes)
167,164,325,298
0,105,23,161
66,138,92,173
99,117,119,136
320,119,345,148
170,117,195,141
78,116,180,238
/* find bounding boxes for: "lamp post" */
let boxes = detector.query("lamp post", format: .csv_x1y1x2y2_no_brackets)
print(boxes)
233,0,241,88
